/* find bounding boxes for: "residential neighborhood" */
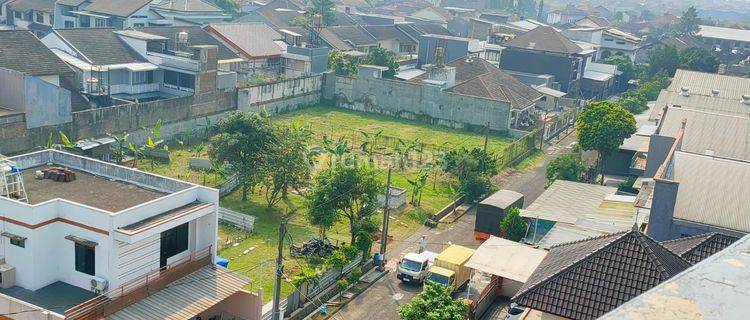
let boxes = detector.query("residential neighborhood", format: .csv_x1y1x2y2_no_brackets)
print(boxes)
0,0,749,319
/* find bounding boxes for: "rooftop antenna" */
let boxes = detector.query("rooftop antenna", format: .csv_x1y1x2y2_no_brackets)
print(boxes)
0,155,28,203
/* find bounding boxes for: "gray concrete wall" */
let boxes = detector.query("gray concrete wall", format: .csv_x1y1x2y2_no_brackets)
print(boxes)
24,75,72,128
644,135,676,178
0,90,236,155
0,68,25,113
325,71,512,132
237,76,322,115
646,180,679,241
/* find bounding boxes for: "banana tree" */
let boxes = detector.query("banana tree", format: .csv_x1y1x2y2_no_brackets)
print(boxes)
407,169,429,206
359,130,383,163
321,136,351,166
128,142,143,168
107,132,130,163
393,138,418,170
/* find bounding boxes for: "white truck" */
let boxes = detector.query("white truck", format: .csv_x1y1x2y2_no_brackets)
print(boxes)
397,251,437,284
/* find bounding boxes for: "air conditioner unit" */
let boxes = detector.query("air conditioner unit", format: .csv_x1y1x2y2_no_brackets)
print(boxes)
0,264,16,289
91,276,108,293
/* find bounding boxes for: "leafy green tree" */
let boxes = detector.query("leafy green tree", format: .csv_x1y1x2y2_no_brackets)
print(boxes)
398,281,468,320
308,0,335,26
209,112,278,201
328,50,357,76
458,171,494,203
107,132,130,163
677,6,700,36
307,163,381,244
679,47,719,73
619,91,648,114
603,55,636,90
647,45,680,77
359,130,383,163
264,122,312,208
500,207,527,241
392,138,419,170
213,0,239,14
364,46,399,78
407,169,429,206
545,153,584,186
576,101,636,184
636,80,663,101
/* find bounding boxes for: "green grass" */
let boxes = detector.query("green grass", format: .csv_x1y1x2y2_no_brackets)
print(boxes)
511,149,546,171
273,105,514,153
137,105,496,303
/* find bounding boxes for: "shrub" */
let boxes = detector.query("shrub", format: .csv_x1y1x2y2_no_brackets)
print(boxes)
347,267,363,285
458,172,494,203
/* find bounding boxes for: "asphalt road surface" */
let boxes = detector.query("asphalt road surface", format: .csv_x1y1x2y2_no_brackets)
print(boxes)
332,131,577,320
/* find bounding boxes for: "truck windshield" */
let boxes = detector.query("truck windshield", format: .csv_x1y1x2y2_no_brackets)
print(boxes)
401,259,423,272
426,273,450,286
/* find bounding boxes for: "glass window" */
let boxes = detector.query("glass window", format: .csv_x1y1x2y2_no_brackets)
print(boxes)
10,238,24,248
74,243,95,275
178,73,195,89
132,71,153,84
164,70,179,86
36,12,43,23
400,259,423,272
95,18,106,27
426,273,450,286
14,11,21,19
133,23,145,27
160,223,189,262
64,21,75,28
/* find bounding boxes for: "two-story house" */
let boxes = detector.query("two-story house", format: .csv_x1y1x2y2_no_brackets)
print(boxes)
54,0,157,29
499,26,595,97
564,26,642,62
0,150,259,319
3,0,55,37
41,27,237,105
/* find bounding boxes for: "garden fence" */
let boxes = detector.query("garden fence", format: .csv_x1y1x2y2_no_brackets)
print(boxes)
218,173,240,197
218,207,255,231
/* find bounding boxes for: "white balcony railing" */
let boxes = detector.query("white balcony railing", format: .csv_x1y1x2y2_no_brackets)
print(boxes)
107,83,160,95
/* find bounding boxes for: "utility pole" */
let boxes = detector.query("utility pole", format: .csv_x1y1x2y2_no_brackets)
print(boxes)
481,121,489,172
272,219,287,320
379,166,392,269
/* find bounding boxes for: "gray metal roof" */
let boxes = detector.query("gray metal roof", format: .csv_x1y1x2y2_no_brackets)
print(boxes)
108,265,251,320
667,69,750,100
601,234,750,320
670,151,750,233
658,107,750,161
480,189,524,209
150,0,224,13
650,89,750,121
697,25,750,42
522,180,620,224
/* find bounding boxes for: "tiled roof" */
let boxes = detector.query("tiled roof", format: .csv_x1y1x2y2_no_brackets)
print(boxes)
82,0,151,17
396,23,452,41
206,23,284,58
0,30,73,76
446,58,542,110
255,0,304,28
419,57,541,110
364,25,416,45
661,232,740,264
136,26,240,60
6,0,55,13
150,0,223,12
513,230,691,320
322,25,377,48
54,28,147,65
506,26,583,54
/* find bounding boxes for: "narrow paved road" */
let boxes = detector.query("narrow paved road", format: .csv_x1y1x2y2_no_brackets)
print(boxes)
332,131,577,320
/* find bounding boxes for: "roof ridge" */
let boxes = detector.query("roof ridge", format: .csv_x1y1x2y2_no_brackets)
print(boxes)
633,233,689,278
513,231,629,300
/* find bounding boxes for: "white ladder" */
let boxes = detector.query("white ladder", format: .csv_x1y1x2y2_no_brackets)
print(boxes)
0,160,28,203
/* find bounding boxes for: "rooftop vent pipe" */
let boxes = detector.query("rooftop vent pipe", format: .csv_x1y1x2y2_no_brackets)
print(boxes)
680,87,690,97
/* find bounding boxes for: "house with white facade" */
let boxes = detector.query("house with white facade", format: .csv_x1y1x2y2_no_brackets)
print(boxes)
0,150,261,319
55,0,158,29
564,26,641,62
2,0,55,37
41,27,237,104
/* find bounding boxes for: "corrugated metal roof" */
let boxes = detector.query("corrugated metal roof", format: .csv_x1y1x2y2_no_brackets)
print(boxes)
658,107,750,161
650,89,750,121
671,151,750,233
108,265,251,320
479,189,524,209
697,25,750,42
522,180,620,224
667,69,750,100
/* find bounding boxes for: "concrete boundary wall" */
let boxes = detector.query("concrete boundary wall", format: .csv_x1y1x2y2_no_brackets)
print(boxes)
324,73,513,132
238,76,322,115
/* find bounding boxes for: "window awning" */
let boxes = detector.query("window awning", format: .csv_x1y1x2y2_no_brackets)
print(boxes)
65,235,98,248
125,63,159,72
1,232,26,242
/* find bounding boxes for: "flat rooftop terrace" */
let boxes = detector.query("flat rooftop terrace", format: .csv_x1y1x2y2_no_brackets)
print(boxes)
22,165,166,212
0,281,96,315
